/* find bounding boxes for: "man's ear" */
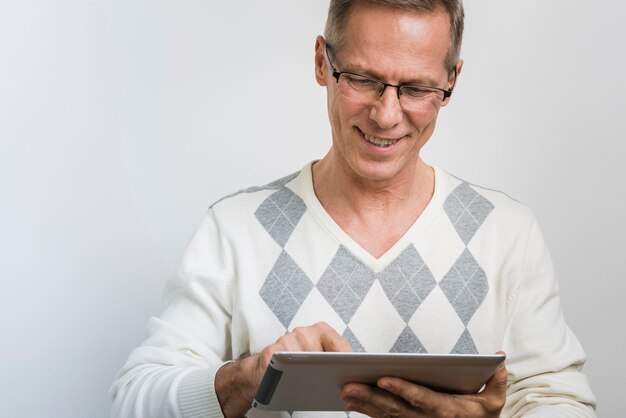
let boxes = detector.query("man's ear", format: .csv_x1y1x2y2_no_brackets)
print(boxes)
314,35,327,87
452,59,464,89
448,59,463,89
442,59,463,106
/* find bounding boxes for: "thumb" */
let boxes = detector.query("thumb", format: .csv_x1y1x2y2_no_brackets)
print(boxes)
479,352,508,411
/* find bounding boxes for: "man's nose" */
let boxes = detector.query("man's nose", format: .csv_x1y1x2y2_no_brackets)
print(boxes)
369,86,403,129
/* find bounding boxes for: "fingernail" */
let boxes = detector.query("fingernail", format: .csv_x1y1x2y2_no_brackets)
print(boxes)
379,381,391,390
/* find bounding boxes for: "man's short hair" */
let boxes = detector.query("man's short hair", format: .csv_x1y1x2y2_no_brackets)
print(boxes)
324,0,464,73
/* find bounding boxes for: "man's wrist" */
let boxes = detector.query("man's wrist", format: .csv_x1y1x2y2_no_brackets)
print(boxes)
215,355,260,418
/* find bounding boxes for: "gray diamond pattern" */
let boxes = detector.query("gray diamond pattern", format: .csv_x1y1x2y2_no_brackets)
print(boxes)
317,246,376,323
379,245,436,322
440,249,489,325
259,251,313,328
343,327,366,352
390,326,427,353
444,183,495,244
254,179,496,356
255,187,306,247
451,329,479,354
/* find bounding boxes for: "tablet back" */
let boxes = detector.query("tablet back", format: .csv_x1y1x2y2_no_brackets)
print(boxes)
252,352,505,412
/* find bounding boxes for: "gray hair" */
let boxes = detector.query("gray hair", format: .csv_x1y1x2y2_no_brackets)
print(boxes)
324,0,464,72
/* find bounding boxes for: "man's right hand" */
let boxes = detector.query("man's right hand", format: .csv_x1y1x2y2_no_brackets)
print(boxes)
215,321,352,418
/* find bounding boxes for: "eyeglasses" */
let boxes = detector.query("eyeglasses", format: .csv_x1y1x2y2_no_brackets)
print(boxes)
323,43,455,111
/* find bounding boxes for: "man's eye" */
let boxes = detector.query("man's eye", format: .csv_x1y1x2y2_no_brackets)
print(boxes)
402,86,431,98
345,75,377,88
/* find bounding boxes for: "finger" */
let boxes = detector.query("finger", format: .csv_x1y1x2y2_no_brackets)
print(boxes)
344,395,392,418
342,382,415,417
314,322,352,352
257,347,277,377
269,322,351,354
377,376,442,410
271,324,325,351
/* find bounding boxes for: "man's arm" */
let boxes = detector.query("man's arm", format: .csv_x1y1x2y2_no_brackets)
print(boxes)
215,322,352,418
500,216,596,417
111,211,236,418
110,211,352,418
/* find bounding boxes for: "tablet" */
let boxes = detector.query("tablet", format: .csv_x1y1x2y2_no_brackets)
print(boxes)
252,352,505,412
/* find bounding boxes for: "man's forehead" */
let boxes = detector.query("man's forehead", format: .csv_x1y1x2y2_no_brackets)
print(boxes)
338,3,452,77
342,3,451,43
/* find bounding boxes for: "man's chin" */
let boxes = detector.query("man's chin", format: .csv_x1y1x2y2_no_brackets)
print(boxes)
350,161,407,184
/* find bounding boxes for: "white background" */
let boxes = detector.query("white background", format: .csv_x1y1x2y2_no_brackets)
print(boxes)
0,1,624,417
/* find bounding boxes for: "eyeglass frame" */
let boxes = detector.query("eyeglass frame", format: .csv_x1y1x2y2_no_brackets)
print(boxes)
323,41,456,104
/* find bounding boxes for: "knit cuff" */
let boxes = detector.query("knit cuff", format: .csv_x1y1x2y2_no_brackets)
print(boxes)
178,366,225,418
521,404,596,418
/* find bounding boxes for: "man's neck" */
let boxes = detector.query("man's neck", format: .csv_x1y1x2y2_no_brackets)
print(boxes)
311,153,435,258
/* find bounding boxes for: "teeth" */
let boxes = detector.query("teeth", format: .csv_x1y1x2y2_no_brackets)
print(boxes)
364,134,398,147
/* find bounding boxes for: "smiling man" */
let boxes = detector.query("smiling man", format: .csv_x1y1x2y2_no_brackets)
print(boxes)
111,1,597,417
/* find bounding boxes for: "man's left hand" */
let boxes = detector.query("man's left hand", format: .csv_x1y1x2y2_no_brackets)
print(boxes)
341,359,508,417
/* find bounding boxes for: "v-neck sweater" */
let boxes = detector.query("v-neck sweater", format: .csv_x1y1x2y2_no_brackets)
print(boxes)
111,162,596,417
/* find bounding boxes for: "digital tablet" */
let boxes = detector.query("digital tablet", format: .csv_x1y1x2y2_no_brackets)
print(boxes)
252,352,505,412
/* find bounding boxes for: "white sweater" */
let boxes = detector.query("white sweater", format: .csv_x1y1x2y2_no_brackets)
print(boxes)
110,163,597,417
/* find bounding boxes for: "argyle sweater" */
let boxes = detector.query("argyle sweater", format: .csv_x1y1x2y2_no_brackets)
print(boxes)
110,162,597,418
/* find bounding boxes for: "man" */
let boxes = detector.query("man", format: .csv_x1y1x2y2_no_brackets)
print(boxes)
111,1,597,417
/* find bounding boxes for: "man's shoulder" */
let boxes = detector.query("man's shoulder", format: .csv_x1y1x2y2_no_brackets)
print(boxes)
438,169,534,219
209,169,304,212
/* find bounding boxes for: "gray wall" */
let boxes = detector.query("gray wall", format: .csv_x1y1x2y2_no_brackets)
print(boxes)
0,1,623,416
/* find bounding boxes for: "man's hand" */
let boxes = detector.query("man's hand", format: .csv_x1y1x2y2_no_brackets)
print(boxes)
341,354,508,418
215,322,351,418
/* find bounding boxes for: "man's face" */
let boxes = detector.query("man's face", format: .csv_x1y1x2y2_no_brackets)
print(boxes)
315,4,459,184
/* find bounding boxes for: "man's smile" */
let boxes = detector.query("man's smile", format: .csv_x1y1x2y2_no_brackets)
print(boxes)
357,128,404,148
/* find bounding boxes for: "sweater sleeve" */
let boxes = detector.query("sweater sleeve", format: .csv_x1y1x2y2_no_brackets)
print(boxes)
502,216,597,417
110,210,232,418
